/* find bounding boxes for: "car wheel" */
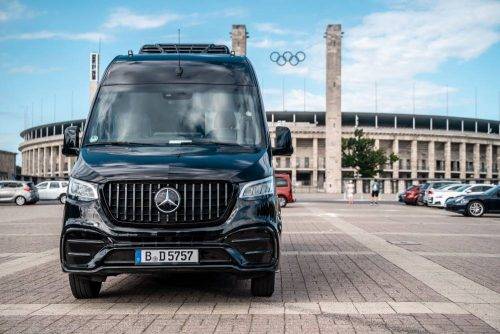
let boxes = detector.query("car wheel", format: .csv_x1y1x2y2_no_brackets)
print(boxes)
59,194,67,204
15,196,26,206
278,196,287,208
467,201,485,217
251,272,275,297
68,274,101,299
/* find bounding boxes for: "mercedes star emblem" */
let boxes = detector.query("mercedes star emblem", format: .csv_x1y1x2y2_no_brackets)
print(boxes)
154,187,181,213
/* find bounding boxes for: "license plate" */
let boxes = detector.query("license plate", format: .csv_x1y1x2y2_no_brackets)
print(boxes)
135,249,199,264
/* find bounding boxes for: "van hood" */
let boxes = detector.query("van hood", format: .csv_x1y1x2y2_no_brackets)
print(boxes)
71,145,271,184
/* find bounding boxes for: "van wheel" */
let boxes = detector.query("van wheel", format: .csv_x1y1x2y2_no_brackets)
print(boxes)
251,272,275,297
467,201,484,217
59,194,67,204
15,196,26,206
278,196,287,208
69,274,101,299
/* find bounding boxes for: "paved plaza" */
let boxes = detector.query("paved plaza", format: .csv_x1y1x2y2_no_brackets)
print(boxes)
0,198,499,333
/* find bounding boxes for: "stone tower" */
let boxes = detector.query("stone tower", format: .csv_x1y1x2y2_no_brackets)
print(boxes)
89,52,100,103
231,25,247,56
325,24,342,193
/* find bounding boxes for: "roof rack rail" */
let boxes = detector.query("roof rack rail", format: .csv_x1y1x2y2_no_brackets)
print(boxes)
139,44,231,55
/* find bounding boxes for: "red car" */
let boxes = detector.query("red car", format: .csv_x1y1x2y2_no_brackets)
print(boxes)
403,185,421,205
275,173,295,207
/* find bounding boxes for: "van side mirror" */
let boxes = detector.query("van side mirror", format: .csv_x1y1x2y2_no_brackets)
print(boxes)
272,126,293,156
62,126,80,157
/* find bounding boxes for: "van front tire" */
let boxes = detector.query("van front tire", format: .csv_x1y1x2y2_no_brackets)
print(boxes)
69,274,102,299
251,272,275,297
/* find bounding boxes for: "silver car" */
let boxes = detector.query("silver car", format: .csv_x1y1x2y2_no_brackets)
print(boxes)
0,181,39,205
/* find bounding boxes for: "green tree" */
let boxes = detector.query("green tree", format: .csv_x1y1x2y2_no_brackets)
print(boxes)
342,128,398,178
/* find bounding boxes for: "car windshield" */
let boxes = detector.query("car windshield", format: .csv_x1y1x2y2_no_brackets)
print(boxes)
84,84,264,147
455,185,469,192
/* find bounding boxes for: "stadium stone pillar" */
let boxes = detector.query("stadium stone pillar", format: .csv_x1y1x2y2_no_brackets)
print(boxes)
473,143,480,179
392,139,399,179
291,136,297,186
486,144,492,179
410,140,418,180
324,24,342,193
428,141,435,179
58,145,64,177
312,138,318,188
231,25,247,56
459,142,466,179
497,146,500,176
444,141,451,179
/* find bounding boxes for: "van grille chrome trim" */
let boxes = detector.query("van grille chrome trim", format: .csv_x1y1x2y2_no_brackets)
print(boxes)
102,181,235,225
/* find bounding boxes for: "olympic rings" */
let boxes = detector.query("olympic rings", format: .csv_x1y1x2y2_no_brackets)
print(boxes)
269,50,306,66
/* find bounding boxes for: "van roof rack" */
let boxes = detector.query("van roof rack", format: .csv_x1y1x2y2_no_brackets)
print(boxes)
139,44,231,55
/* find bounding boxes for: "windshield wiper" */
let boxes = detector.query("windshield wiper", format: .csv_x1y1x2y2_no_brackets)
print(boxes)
84,141,159,147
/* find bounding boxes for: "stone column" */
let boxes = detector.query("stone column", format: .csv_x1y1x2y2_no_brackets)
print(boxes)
291,136,297,186
444,141,451,179
312,138,318,188
428,141,435,179
231,25,247,56
473,143,480,179
459,142,466,179
497,146,500,176
392,139,399,179
486,144,492,179
37,148,41,176
356,179,363,194
411,140,418,179
50,146,54,177
384,179,391,194
58,145,64,177
43,147,48,177
324,24,342,193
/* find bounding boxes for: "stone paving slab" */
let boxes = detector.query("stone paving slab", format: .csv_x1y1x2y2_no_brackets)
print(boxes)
0,313,498,333
0,202,499,333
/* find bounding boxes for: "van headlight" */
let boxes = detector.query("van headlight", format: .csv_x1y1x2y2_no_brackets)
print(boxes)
68,178,98,201
239,176,275,199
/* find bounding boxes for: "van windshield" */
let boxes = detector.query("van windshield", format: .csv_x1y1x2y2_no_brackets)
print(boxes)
83,84,264,147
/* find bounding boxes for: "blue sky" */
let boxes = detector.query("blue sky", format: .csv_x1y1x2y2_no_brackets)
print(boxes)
1,0,499,158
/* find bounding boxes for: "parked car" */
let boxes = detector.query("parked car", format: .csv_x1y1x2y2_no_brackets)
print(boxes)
424,181,459,205
445,185,500,217
403,185,421,205
0,181,38,205
434,184,494,208
417,183,430,205
59,44,293,299
275,173,295,207
36,181,68,204
427,183,465,207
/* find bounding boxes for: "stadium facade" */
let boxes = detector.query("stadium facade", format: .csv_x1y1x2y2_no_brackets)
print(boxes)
17,24,500,193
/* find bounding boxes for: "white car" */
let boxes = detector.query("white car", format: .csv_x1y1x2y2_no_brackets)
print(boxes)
36,181,68,204
428,184,465,206
437,184,495,208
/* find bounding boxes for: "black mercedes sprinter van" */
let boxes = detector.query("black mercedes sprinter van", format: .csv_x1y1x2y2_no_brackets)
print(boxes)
60,44,293,298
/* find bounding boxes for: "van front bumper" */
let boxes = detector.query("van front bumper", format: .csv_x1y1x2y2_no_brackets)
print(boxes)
60,196,281,278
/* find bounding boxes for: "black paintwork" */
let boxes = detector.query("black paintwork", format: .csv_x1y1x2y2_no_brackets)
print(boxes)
60,53,292,280
445,185,500,215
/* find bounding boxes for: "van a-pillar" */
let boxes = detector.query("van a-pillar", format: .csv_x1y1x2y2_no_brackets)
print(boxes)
325,24,342,193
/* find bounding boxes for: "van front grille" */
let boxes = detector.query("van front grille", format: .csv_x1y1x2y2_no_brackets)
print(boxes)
102,181,235,225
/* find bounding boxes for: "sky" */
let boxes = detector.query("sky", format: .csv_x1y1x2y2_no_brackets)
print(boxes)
1,0,500,159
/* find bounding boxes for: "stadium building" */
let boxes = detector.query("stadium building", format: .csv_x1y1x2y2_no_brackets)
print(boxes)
17,24,500,193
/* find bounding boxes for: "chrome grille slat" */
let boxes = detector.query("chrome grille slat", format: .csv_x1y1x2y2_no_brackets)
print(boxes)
103,181,234,225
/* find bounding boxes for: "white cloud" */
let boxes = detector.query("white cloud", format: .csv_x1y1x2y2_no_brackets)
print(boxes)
252,38,287,49
103,7,181,30
273,0,500,113
263,88,325,111
255,23,288,35
0,30,110,42
0,0,37,22
8,65,63,74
